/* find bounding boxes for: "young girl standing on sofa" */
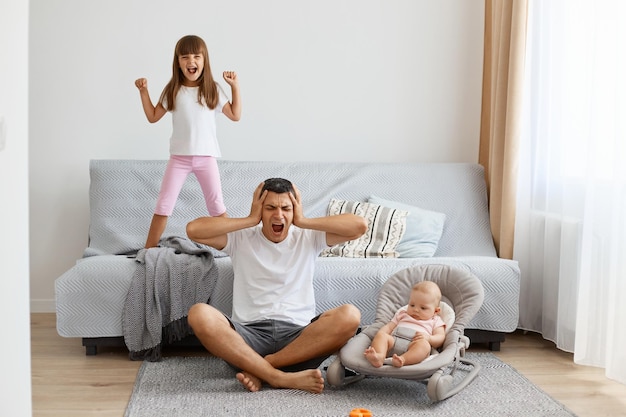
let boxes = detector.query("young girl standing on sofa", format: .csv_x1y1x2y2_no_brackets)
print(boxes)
135,34,241,248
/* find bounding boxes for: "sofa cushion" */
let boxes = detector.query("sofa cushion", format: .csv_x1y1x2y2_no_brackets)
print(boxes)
368,195,445,258
320,199,407,258
56,256,521,337
86,160,498,257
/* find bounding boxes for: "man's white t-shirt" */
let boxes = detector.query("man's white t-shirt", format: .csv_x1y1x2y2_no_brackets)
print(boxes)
167,85,228,156
222,225,328,326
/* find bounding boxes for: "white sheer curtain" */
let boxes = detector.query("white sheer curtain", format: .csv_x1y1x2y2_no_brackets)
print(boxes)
515,0,626,384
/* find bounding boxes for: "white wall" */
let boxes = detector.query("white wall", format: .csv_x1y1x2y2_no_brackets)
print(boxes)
1,0,32,415
29,0,485,311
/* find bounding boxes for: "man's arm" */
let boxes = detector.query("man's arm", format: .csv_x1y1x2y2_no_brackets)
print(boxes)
186,182,267,250
298,213,367,247
289,185,367,247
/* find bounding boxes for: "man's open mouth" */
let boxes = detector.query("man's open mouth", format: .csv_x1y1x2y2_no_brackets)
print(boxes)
272,224,284,233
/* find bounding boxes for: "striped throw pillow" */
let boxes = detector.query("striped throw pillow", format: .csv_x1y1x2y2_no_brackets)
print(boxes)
320,199,408,258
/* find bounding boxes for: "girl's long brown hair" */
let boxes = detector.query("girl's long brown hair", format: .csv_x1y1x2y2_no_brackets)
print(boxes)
158,35,219,111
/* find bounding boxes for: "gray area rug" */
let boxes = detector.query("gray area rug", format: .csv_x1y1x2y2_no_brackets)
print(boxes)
125,352,576,417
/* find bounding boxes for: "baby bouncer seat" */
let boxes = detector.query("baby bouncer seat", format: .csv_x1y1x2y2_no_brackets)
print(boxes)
326,264,485,401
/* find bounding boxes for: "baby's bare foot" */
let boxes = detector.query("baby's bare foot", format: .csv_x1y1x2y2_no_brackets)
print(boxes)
236,371,262,392
391,353,405,368
364,346,384,368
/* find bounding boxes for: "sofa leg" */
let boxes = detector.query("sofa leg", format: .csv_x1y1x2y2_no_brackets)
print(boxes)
82,336,126,356
488,341,501,351
464,329,506,351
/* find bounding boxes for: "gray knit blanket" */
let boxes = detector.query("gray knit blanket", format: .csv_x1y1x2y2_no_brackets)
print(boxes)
122,236,219,361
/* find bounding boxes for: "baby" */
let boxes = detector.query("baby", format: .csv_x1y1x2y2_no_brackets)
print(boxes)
364,281,445,367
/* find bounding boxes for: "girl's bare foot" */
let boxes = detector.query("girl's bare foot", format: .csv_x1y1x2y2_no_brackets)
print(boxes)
236,371,262,392
391,353,405,368
364,346,384,368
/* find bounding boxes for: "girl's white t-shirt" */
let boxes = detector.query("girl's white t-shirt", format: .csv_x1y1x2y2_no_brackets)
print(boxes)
168,85,228,156
223,225,328,326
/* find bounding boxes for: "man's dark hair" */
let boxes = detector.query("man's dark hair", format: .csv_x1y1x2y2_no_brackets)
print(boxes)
261,178,294,194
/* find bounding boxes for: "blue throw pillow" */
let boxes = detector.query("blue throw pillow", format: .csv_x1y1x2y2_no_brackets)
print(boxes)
368,195,445,258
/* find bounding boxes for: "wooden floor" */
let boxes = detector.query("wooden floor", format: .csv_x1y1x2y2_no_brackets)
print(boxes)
31,313,626,417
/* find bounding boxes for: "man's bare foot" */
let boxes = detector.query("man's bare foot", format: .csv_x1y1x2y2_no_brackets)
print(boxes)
271,369,325,394
364,346,384,368
236,369,324,394
236,371,262,392
391,353,405,368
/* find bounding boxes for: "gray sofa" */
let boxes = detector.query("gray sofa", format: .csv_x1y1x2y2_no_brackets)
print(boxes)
54,159,520,354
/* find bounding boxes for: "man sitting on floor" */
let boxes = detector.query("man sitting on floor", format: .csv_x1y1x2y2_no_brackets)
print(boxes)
186,178,367,393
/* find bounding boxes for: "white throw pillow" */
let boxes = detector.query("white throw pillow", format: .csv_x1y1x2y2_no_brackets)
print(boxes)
320,199,408,258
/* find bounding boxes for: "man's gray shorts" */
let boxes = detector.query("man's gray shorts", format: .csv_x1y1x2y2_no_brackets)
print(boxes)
225,314,328,372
